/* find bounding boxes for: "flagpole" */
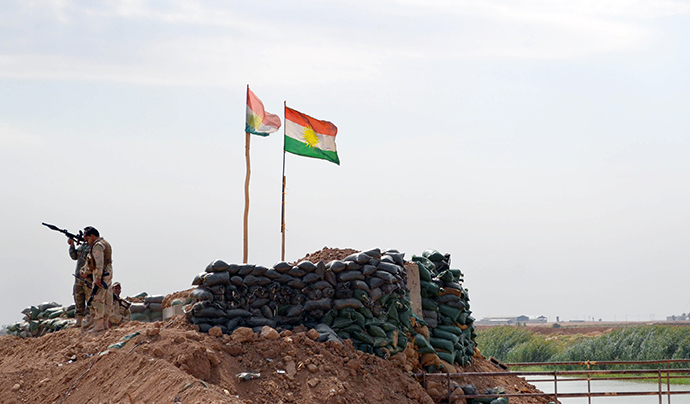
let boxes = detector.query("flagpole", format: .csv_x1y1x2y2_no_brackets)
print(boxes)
281,101,287,261
243,130,251,264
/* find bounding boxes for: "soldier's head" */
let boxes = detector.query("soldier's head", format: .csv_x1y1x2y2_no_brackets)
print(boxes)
83,226,100,245
112,282,121,296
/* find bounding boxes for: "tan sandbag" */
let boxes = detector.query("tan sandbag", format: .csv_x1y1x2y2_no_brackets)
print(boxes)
420,352,441,367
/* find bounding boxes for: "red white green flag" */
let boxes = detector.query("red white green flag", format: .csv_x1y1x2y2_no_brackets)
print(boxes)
284,106,339,165
245,86,281,136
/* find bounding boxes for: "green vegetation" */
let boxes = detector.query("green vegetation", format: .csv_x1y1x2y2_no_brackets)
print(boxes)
476,325,690,368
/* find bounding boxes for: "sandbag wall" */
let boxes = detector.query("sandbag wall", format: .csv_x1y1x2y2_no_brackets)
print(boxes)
6,302,75,337
129,293,164,322
412,250,476,368
187,248,477,370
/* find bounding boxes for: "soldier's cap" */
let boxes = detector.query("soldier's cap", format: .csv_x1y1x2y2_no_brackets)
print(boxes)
112,282,121,287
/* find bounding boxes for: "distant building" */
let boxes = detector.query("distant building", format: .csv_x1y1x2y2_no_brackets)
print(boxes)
667,313,689,321
476,315,548,325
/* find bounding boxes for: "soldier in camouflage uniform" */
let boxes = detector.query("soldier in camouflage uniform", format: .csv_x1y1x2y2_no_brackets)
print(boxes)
109,282,130,327
68,237,91,327
80,226,113,333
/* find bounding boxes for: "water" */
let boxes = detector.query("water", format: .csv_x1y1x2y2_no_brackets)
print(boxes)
526,376,690,404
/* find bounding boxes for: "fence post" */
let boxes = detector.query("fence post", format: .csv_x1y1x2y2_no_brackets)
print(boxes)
658,369,663,404
586,361,592,404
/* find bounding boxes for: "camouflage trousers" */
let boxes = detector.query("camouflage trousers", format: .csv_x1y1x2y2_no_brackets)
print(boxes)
72,279,91,317
91,272,114,323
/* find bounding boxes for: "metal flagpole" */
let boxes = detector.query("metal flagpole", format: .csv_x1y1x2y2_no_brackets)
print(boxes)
281,101,287,261
243,129,251,264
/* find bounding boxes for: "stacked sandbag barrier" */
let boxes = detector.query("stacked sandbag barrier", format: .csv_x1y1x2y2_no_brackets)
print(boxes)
186,247,477,371
6,302,75,337
411,249,476,369
128,292,166,322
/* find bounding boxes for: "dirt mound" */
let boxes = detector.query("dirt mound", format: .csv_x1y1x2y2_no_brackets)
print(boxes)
0,317,551,404
290,247,359,264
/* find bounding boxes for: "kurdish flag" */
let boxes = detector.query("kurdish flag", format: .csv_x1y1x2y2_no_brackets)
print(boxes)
245,86,281,136
284,107,339,165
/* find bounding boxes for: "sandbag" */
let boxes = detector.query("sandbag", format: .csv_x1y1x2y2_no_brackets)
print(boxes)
203,272,230,287
304,298,332,312
337,271,365,282
287,267,307,277
144,295,165,304
333,298,363,310
206,259,231,273
328,260,347,273
296,260,317,272
303,272,322,283
225,308,253,318
238,264,255,276
273,261,292,273
129,303,146,314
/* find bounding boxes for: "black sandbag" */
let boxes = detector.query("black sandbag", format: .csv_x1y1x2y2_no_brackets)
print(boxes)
226,316,243,331
304,298,332,312
290,294,306,305
286,305,303,317
362,265,377,276
273,261,292,273
423,249,445,261
206,284,225,295
366,277,385,289
444,300,466,310
261,305,273,319
287,266,306,277
354,253,372,264
333,298,364,310
287,278,305,289
353,289,369,303
297,260,318,273
350,280,370,293
130,303,146,313
444,281,463,291
225,308,253,318
206,259,231,273
312,280,331,290
380,255,396,264
328,260,347,273
250,298,270,309
303,272,322,283
377,262,401,276
230,275,244,286
236,264,253,276
203,272,230,287
276,274,295,285
192,272,205,286
315,324,343,344
251,265,268,276
198,323,214,333
190,288,214,302
315,261,326,276
194,306,227,318
373,270,396,283
305,288,322,301
324,270,337,286
369,288,382,301
362,248,381,260
256,276,272,286
423,309,438,320
144,295,165,304
337,271,365,282
334,289,353,299
264,269,282,280
323,287,335,298
346,261,362,270
243,275,260,286
385,252,405,266
438,294,461,303
245,317,276,328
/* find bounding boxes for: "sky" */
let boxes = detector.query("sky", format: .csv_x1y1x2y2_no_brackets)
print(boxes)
1,0,690,327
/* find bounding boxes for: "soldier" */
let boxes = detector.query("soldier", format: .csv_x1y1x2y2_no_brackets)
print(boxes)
109,282,131,327
68,236,91,327
80,226,113,333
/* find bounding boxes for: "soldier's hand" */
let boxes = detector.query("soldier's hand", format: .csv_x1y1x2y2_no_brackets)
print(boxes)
68,238,74,246
95,278,103,288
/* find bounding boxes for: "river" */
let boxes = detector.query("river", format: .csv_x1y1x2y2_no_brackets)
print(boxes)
526,376,690,403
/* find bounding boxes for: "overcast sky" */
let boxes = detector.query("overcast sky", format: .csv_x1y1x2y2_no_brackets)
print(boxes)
2,0,689,326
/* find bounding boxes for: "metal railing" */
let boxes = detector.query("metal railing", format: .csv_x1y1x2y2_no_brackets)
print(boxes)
415,359,690,403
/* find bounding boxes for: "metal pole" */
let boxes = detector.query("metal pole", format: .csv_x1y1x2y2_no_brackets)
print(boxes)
554,370,558,403
667,360,671,404
659,369,663,404
587,362,592,404
280,101,287,261
243,131,251,264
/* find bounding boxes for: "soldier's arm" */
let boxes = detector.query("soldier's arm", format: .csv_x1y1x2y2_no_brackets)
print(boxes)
92,244,105,282
69,245,78,260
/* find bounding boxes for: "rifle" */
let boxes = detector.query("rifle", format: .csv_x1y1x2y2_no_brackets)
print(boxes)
74,274,129,309
87,278,108,307
42,222,84,243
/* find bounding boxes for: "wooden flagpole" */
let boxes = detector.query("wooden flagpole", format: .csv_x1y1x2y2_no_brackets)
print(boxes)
243,130,251,263
281,101,287,261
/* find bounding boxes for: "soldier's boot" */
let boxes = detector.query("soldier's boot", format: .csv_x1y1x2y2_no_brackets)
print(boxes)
89,319,107,333
75,316,83,327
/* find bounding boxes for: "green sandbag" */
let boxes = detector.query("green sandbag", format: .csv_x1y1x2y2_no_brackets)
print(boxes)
435,270,454,283
367,325,386,338
342,324,364,334
387,304,400,325
414,334,435,354
422,249,445,261
322,309,336,326
422,298,438,311
432,329,459,345
436,324,463,336
337,331,351,340
353,289,369,303
373,336,389,348
437,351,455,364
449,269,464,280
352,311,366,328
380,322,398,333
130,312,149,322
411,255,434,281
398,307,412,329
352,330,374,344
430,337,455,353
397,333,408,348
420,280,440,296
489,397,509,404
332,316,355,329
358,307,374,319
439,304,461,321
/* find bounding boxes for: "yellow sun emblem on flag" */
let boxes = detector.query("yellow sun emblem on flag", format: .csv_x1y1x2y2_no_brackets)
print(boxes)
247,113,263,129
301,126,319,148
